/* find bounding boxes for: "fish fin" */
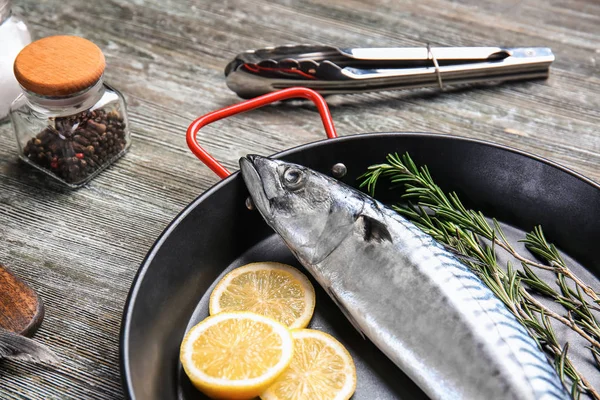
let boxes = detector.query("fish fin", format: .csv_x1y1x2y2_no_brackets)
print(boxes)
0,328,60,366
328,289,366,340
360,215,393,243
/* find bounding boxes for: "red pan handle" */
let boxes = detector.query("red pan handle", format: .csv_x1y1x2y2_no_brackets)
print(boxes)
186,87,338,179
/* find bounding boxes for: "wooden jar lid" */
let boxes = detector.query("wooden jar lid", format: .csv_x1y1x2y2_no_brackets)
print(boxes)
14,35,106,97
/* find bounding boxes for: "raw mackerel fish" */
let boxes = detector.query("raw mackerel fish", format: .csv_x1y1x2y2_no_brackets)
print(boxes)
240,155,569,400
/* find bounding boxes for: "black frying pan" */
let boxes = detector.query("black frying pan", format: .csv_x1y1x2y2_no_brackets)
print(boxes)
120,89,600,400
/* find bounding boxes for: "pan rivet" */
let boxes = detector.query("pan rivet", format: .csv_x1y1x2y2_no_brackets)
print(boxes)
331,163,347,179
245,197,255,210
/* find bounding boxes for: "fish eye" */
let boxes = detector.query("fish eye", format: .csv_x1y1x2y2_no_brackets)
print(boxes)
282,167,305,190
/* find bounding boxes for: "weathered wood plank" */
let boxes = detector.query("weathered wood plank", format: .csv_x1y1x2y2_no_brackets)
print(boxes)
0,0,598,398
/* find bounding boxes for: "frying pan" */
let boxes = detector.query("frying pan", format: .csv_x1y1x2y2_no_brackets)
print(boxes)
120,88,600,399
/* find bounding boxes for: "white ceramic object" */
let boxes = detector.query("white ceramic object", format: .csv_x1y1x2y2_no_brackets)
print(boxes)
0,0,31,120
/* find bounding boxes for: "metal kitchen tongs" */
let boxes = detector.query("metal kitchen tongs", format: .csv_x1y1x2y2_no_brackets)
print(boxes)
224,45,555,98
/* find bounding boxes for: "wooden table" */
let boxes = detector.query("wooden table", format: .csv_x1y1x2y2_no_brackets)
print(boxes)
1,0,598,398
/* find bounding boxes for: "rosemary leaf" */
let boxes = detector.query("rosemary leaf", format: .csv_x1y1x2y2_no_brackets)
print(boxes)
556,343,569,383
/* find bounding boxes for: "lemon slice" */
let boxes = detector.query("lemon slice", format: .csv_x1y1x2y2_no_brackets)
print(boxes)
261,329,357,400
209,262,316,329
180,312,294,400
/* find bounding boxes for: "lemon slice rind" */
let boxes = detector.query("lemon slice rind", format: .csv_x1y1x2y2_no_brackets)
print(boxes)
209,262,316,329
180,311,294,398
261,328,357,400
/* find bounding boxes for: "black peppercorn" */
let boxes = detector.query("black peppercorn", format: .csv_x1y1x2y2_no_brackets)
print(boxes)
22,107,128,184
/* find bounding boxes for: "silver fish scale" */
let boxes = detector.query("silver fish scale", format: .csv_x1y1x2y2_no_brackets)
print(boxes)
313,200,569,400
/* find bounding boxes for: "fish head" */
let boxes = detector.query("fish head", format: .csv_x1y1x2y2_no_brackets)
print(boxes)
240,155,364,264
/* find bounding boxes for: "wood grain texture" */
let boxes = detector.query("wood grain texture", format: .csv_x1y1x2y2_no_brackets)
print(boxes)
0,0,598,398
0,265,44,337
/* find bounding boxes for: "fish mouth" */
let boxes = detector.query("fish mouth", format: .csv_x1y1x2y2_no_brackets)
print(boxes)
239,155,274,220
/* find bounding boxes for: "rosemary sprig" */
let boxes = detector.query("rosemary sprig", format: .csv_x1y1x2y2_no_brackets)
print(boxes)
359,152,600,399
523,226,600,302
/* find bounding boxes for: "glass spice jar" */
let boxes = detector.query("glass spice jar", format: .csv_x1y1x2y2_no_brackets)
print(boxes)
9,35,130,188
